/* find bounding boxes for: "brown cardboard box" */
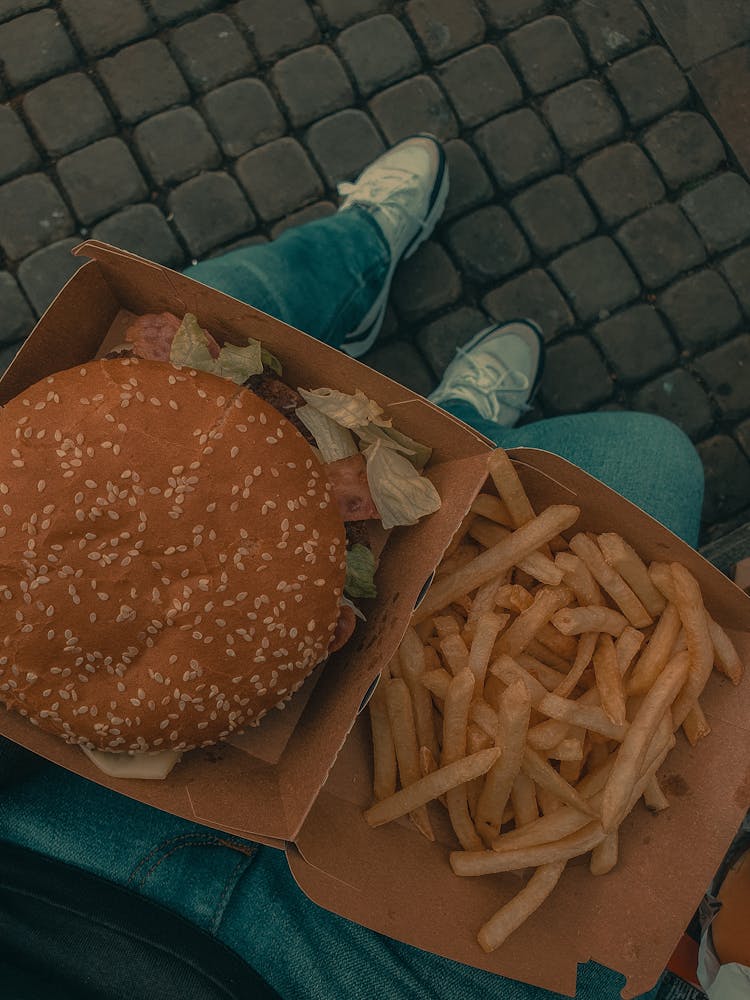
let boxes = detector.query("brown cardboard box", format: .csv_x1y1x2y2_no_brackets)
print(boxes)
0,241,492,844
289,451,750,997
2,243,749,996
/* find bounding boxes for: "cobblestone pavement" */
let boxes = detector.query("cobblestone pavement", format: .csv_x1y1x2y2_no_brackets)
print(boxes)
0,1,749,543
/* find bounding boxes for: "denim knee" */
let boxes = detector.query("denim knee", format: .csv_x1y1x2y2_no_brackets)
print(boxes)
621,412,704,486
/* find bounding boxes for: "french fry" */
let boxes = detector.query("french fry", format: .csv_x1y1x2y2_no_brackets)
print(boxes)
467,722,494,752
569,534,652,628
477,861,566,953
439,633,470,676
643,775,669,812
670,564,715,730
385,678,435,841
516,654,570,692
601,651,690,831
433,614,460,638
415,504,580,623
590,831,619,876
423,645,441,673
521,747,597,817
369,676,397,801
495,584,534,613
364,748,501,828
536,622,578,660
420,745,447,807
593,634,626,727
510,771,539,828
475,679,531,843
442,668,483,851
451,821,605,876
527,716,571,752
537,787,563,815
467,612,507,691
468,518,564,586
488,448,536,528
436,543,481,578
683,702,711,745
470,492,513,527
553,631,598,699
706,614,743,685
548,737,584,762
443,508,476,560
615,626,645,677
399,627,440,760
648,561,676,602
523,639,571,672
626,603,681,696
420,668,452,699
552,606,629,637
597,533,667,618
559,756,584,784
555,551,603,606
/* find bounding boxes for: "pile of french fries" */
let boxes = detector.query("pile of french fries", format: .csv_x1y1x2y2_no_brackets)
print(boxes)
364,449,743,953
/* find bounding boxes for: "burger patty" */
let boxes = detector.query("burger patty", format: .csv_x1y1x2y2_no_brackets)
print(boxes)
345,520,370,548
243,369,315,445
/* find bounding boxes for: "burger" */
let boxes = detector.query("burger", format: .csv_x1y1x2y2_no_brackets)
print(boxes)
0,313,440,777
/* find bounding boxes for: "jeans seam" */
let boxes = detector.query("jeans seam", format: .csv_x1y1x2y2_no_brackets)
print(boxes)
127,833,225,889
209,851,254,936
332,256,390,336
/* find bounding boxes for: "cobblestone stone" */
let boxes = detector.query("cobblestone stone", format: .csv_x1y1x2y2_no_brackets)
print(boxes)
272,46,354,127
0,106,38,182
317,0,388,29
474,108,559,190
23,74,115,157
631,368,713,439
269,201,336,238
680,173,750,254
16,237,83,315
337,15,420,97
506,16,587,95
406,0,484,62
235,137,323,221
697,436,750,523
200,79,285,157
592,305,676,383
168,171,255,256
607,46,688,126
511,175,596,258
370,75,457,143
391,241,461,321
658,270,741,350
0,272,34,344
306,109,385,185
577,143,664,225
148,0,222,26
695,335,750,420
542,79,623,158
366,340,436,396
0,10,76,90
550,236,639,321
736,419,750,460
642,112,725,190
61,0,151,57
134,107,220,185
541,336,613,413
416,306,486,376
98,40,190,124
0,0,46,23
443,139,493,221
0,173,73,260
479,0,550,30
721,247,750,317
617,204,706,289
438,45,522,127
482,269,573,341
571,0,650,64
57,138,147,226
447,205,530,283
234,0,319,61
169,13,254,92
92,203,185,268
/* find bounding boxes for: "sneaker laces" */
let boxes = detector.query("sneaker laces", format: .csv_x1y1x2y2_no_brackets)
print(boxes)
446,346,533,420
338,169,431,245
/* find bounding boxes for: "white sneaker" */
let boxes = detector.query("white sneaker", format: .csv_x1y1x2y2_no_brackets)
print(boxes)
338,134,449,358
429,320,545,427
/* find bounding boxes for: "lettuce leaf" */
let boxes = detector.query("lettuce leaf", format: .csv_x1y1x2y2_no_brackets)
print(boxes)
261,348,283,376
215,340,264,382
296,404,359,463
353,424,432,470
363,439,441,530
170,314,216,371
298,387,391,429
169,314,269,384
345,544,378,599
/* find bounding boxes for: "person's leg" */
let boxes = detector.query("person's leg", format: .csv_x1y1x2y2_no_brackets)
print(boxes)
443,403,704,547
184,207,389,349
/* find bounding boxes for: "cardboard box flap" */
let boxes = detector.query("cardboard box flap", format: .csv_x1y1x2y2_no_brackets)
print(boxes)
0,243,493,842
289,449,750,997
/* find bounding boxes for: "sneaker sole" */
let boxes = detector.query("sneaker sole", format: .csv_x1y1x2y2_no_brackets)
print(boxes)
342,135,449,359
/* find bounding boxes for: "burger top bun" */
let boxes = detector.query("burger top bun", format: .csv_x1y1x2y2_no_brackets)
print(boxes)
0,358,346,753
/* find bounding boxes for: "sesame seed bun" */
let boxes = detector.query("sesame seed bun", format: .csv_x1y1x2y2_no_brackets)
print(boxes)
0,358,347,753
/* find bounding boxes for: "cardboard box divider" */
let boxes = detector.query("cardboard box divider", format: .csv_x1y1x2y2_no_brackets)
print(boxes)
1,243,749,995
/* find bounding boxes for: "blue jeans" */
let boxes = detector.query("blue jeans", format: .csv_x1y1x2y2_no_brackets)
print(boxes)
0,209,704,1000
